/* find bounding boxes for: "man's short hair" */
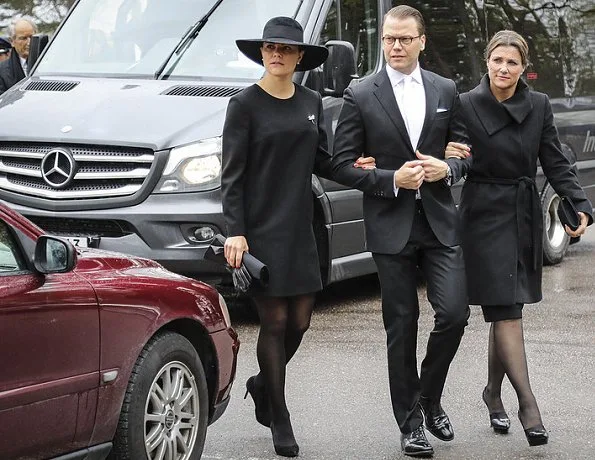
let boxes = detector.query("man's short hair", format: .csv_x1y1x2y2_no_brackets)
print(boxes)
7,17,37,39
383,5,425,36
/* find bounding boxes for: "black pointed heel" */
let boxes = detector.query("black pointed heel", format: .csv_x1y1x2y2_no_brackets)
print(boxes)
271,419,299,457
482,387,510,434
518,411,548,446
245,375,271,427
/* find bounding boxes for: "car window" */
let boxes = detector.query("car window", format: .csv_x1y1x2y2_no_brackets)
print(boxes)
320,0,380,78
0,220,27,274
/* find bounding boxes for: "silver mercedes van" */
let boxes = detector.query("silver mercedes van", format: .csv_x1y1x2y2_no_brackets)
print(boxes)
0,0,593,288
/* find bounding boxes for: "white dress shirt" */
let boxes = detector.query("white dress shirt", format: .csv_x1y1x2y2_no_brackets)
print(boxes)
20,57,27,76
386,63,426,198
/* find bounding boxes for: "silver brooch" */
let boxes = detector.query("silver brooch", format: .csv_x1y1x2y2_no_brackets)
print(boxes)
308,114,316,124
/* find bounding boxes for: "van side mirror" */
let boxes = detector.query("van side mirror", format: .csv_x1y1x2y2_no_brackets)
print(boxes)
27,34,49,71
34,235,76,274
322,40,358,97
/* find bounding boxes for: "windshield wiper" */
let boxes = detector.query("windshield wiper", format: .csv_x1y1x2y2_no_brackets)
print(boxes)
154,0,224,79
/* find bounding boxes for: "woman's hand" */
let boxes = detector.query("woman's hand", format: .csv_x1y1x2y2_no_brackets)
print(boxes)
565,212,589,238
445,142,471,159
224,235,248,268
354,156,376,169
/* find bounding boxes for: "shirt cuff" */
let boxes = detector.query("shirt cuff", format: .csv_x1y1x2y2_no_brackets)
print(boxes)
444,164,452,186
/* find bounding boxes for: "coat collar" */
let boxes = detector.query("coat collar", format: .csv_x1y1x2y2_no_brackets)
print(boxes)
372,68,439,154
10,51,26,81
468,74,532,136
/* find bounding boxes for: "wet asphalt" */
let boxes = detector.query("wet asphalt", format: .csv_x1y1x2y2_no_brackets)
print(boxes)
203,231,595,460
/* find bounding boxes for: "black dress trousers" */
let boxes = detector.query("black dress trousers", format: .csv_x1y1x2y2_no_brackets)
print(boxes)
373,204,469,433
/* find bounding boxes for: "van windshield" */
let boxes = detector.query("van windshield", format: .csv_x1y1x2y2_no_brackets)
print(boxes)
36,0,302,81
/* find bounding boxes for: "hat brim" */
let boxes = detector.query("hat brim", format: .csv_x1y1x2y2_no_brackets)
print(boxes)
236,38,328,72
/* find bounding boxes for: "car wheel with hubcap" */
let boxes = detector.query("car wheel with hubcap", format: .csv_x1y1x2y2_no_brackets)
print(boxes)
110,332,209,460
541,184,570,265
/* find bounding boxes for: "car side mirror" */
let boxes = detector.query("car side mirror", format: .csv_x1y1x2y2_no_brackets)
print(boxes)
27,34,49,72
322,40,358,97
34,235,76,274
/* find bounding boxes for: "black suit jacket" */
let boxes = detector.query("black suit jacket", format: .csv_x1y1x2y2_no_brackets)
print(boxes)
332,68,469,254
0,51,26,95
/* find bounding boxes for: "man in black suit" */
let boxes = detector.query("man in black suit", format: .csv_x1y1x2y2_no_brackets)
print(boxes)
0,18,36,95
332,5,470,457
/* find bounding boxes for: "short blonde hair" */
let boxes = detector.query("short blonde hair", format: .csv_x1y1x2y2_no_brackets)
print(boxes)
383,5,425,36
485,30,529,67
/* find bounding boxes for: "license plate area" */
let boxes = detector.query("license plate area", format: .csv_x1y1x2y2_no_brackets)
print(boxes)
64,236,100,248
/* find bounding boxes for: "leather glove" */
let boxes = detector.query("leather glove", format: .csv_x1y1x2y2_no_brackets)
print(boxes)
232,264,252,293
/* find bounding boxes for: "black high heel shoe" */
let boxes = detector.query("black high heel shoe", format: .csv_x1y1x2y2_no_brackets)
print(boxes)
518,411,548,446
271,418,299,457
244,376,271,427
482,387,510,434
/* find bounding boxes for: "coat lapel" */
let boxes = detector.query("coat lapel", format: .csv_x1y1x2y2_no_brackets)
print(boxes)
10,52,25,81
417,69,439,148
468,75,532,136
373,70,412,153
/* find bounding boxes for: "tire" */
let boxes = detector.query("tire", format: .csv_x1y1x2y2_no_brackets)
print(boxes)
109,332,209,460
541,184,570,265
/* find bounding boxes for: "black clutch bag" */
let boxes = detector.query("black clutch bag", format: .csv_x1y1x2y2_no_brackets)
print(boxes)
557,196,580,231
204,234,269,293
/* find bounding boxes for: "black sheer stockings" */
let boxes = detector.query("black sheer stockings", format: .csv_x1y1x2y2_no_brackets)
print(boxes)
486,319,544,429
253,294,315,449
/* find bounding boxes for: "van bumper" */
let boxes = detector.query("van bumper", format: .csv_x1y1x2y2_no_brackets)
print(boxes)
6,191,229,282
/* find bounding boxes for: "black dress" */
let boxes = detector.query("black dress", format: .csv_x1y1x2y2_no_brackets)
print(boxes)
221,84,332,297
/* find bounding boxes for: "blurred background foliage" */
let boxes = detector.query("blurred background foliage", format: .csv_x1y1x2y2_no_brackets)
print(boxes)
1,0,74,33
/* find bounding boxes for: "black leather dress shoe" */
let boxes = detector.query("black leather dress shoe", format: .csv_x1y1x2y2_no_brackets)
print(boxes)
419,397,454,441
400,426,434,458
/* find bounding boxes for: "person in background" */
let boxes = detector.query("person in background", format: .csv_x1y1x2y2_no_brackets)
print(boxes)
221,16,373,458
0,37,11,63
333,5,470,458
445,29,593,447
0,18,37,95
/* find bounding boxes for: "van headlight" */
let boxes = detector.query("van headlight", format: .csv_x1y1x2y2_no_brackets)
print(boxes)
155,137,222,193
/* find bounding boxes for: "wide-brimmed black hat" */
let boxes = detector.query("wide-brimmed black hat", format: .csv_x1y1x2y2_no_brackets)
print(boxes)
236,17,328,71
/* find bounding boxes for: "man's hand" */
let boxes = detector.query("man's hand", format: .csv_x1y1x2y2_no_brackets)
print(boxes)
394,160,425,190
416,151,448,182
354,156,376,169
565,212,589,238
224,235,248,268
444,142,471,159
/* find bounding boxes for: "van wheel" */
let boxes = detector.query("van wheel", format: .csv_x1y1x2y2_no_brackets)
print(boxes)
541,184,570,265
110,332,208,460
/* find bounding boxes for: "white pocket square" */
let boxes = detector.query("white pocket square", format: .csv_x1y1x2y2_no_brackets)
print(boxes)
436,108,449,113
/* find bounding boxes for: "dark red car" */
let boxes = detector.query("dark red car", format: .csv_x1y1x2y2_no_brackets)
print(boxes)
0,203,239,459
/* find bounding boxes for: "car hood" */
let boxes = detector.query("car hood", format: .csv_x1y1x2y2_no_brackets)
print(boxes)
0,77,248,150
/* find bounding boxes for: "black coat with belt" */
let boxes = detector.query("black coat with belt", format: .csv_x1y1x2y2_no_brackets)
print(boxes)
449,75,593,305
332,68,469,254
0,51,26,95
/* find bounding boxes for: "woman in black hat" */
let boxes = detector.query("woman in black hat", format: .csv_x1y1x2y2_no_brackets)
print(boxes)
221,16,372,457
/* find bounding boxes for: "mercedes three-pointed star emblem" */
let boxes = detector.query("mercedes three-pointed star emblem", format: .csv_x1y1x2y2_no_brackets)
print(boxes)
40,148,76,189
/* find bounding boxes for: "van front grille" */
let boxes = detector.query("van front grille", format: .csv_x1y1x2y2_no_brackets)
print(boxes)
0,142,155,200
27,215,133,238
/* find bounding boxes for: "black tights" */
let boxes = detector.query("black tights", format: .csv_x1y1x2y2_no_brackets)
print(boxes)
483,317,544,429
253,294,315,424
